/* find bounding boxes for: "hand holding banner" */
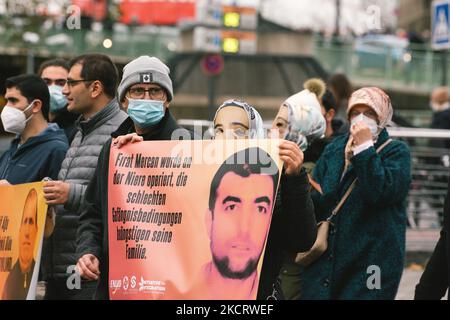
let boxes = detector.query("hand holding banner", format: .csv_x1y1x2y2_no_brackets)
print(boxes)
108,139,282,300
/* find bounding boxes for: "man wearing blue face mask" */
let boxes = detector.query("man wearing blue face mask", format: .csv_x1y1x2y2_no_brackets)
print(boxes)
38,59,79,144
75,56,194,299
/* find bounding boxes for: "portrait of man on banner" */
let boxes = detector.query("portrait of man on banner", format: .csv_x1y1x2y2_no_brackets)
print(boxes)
2,189,39,300
189,147,280,300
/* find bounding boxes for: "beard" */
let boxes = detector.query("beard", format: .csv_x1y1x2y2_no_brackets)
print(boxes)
212,254,259,280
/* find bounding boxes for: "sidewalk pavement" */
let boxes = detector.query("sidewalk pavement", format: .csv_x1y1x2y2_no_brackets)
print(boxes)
34,230,447,300
396,269,449,300
397,228,448,300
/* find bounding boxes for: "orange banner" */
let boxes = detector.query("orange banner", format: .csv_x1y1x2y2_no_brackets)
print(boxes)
0,182,47,300
108,140,282,299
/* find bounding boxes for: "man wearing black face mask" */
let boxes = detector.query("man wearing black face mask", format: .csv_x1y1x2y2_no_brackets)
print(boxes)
0,74,68,185
75,56,194,299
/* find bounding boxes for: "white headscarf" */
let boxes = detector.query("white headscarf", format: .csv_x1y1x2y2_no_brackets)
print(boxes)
284,89,322,113
213,99,266,139
283,90,326,151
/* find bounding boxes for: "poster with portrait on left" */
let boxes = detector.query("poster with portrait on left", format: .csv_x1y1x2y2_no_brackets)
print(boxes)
0,182,47,300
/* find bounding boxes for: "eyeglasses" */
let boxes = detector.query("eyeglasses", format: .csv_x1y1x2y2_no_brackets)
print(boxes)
128,87,165,100
66,79,96,87
42,78,67,87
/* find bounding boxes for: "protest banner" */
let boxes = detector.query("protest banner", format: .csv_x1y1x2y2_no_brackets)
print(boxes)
108,139,282,299
0,182,47,300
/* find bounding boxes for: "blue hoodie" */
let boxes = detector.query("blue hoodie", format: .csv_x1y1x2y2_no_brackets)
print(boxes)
0,123,68,184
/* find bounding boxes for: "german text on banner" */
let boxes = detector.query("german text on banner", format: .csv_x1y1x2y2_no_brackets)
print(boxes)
0,182,47,300
108,140,282,299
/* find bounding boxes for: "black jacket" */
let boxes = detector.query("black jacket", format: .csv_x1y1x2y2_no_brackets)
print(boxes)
76,111,192,299
415,177,450,300
2,260,35,300
304,119,347,165
257,170,317,299
52,106,79,145
430,109,450,149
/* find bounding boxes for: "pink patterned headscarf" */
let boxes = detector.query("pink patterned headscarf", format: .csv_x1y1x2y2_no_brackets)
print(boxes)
347,87,393,128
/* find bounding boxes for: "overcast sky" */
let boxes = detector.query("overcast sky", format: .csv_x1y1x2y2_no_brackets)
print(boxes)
0,0,399,35
218,0,398,35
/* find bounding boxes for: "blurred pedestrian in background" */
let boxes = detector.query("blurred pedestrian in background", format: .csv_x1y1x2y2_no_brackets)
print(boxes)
321,89,346,138
329,73,352,126
38,59,79,144
429,87,450,150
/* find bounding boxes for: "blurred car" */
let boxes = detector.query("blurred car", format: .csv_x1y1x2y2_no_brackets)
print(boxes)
354,34,412,70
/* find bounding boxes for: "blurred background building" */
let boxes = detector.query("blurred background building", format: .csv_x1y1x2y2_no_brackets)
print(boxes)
0,0,440,123
0,0,449,299
0,0,446,127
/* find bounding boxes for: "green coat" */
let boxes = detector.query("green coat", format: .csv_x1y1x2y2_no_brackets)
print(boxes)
300,129,411,300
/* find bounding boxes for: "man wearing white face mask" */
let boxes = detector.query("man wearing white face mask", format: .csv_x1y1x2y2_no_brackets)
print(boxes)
0,74,68,185
38,59,79,144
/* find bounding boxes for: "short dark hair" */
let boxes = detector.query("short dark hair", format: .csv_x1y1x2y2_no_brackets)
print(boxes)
5,74,50,121
37,58,69,76
322,90,337,112
329,73,353,101
69,53,118,98
208,147,280,212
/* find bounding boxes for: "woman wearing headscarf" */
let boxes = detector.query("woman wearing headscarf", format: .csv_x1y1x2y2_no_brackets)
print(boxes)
272,79,326,152
213,99,317,300
299,87,411,300
271,79,327,299
113,99,317,299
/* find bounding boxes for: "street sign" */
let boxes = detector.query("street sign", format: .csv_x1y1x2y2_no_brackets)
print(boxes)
432,0,450,50
193,27,257,54
201,54,224,76
196,3,258,30
222,6,258,30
